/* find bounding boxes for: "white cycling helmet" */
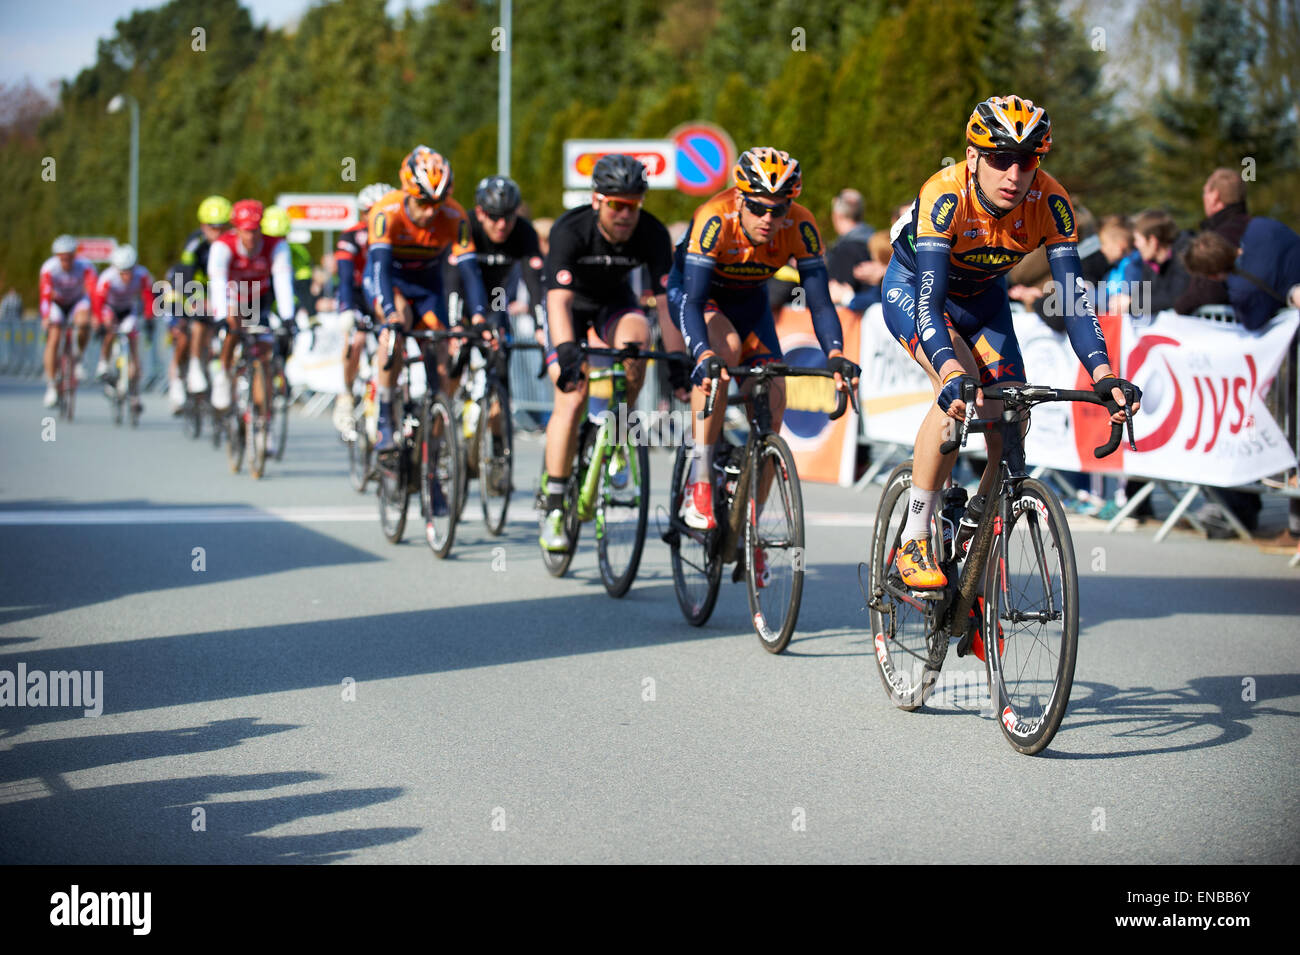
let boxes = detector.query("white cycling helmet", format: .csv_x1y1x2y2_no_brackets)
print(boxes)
358,182,393,214
111,245,137,271
52,234,78,254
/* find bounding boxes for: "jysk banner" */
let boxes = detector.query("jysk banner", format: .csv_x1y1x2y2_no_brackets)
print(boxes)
857,303,1299,488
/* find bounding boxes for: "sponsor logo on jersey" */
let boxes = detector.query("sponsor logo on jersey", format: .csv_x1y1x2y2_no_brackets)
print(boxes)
955,249,1022,268
1013,219,1024,230
372,212,388,239
887,287,901,304
717,262,776,278
1048,195,1074,238
529,256,544,270
962,228,987,239
930,193,958,232
699,216,723,253
1026,189,1042,202
556,269,572,286
798,221,821,255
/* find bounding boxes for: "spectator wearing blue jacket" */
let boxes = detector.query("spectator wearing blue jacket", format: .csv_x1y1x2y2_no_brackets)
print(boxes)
1097,215,1144,315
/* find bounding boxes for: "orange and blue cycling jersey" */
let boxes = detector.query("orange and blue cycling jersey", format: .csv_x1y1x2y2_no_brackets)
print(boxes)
670,186,843,362
367,189,487,327
885,161,1109,380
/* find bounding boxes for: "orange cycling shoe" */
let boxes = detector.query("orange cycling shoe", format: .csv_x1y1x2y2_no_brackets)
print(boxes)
895,538,946,590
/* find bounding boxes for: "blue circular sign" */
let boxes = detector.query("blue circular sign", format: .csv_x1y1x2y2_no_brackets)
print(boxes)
673,124,735,196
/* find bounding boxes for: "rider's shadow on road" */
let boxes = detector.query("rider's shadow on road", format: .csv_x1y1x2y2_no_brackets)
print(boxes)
1041,672,1300,759
0,717,417,863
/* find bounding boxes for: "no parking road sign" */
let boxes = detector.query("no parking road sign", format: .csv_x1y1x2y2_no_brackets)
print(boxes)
671,123,737,197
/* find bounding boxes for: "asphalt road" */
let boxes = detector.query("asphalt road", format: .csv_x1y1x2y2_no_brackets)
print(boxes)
1,377,1296,864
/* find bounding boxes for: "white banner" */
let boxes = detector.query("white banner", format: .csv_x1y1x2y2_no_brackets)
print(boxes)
858,304,1299,487
285,312,428,398
1120,310,1298,485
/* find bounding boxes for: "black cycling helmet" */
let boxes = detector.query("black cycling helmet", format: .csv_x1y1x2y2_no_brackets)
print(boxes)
591,154,649,196
475,175,522,217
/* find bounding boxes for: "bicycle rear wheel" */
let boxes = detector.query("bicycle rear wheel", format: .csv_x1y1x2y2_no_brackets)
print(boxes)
225,410,246,473
745,433,805,653
249,362,270,480
668,442,722,625
59,343,75,422
538,426,588,578
596,436,650,598
986,477,1078,755
478,380,513,535
420,396,460,558
867,460,943,710
377,453,409,544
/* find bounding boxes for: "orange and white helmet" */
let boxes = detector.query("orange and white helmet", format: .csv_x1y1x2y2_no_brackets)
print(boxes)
399,146,453,204
733,147,802,200
966,95,1052,155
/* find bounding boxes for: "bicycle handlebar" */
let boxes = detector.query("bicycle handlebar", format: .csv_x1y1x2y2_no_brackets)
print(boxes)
699,362,859,422
937,383,1136,458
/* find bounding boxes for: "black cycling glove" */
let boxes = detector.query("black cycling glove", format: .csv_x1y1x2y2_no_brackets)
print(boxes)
827,355,861,385
691,352,724,389
937,371,978,414
666,352,690,393
555,341,584,391
1092,375,1142,416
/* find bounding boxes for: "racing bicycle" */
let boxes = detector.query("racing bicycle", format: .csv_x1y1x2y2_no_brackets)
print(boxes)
538,343,688,598
663,362,856,653
866,382,1136,755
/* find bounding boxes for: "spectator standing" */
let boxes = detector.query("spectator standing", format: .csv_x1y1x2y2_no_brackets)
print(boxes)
826,188,880,309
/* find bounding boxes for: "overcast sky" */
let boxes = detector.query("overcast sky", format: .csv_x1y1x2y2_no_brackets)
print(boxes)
0,0,409,90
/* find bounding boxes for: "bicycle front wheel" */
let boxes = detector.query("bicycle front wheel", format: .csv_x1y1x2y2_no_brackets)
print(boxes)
225,411,246,473
478,380,513,535
986,477,1079,755
596,436,650,598
348,405,373,492
867,461,939,710
420,397,460,558
745,433,805,653
668,441,722,625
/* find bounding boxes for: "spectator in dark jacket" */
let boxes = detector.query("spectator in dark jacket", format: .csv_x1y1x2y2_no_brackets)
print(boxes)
826,188,881,309
1132,209,1192,316
1174,167,1251,315
1227,217,1300,330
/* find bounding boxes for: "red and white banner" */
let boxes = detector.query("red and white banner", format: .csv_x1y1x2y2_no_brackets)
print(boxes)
277,193,359,231
858,304,1299,487
563,140,677,190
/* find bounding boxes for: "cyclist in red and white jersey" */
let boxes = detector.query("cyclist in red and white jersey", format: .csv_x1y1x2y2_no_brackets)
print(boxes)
206,199,296,411
39,235,97,407
92,245,154,413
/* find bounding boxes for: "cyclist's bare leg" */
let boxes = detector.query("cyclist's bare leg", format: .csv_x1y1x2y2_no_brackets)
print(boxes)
171,321,191,377
605,311,652,405
42,316,59,379
544,359,588,480
98,316,114,363
73,304,93,362
690,310,741,450
128,332,141,396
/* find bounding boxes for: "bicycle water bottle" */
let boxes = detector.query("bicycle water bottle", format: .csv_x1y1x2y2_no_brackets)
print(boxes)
463,398,480,440
955,493,986,557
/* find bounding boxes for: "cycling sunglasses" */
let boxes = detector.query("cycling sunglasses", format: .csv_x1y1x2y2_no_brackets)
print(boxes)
482,209,517,223
982,151,1040,172
742,196,790,219
596,194,643,213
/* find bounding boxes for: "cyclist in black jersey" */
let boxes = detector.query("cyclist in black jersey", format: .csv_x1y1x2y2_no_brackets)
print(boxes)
539,154,690,551
445,175,545,333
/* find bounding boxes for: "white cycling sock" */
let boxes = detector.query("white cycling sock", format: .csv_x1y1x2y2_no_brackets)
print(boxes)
903,485,938,543
688,443,713,484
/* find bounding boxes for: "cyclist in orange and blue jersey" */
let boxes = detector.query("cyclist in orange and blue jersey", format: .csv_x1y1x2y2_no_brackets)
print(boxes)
882,95,1141,591
332,182,392,434
669,147,860,534
368,146,489,479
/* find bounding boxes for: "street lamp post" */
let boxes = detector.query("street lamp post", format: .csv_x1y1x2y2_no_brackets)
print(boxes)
107,93,139,250
498,0,511,176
